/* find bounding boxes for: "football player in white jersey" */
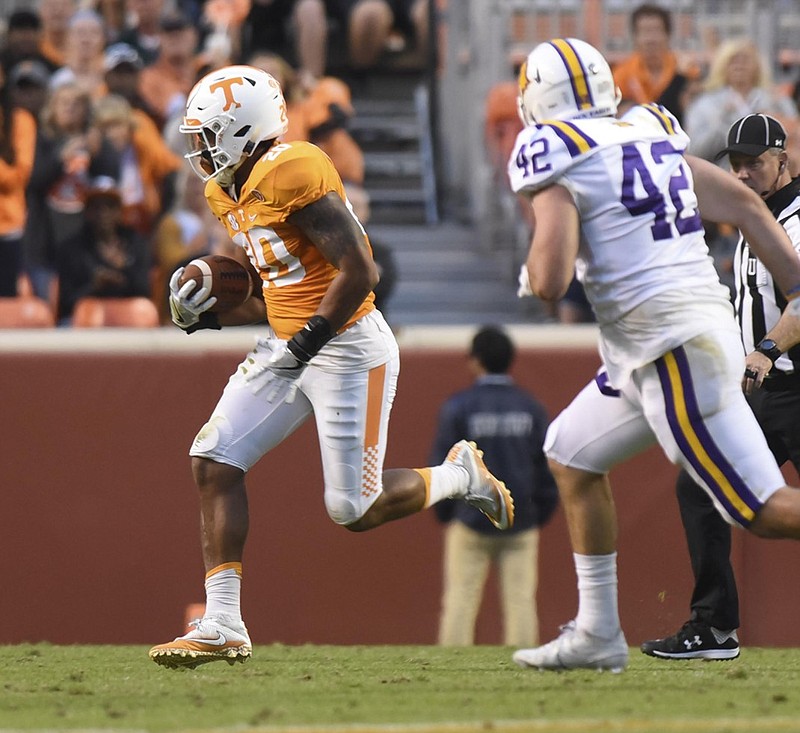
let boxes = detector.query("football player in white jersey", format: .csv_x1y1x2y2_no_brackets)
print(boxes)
510,38,800,673
148,65,514,668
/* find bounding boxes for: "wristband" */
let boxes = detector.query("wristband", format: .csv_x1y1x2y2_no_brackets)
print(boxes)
185,311,221,335
786,284,800,300
287,315,333,363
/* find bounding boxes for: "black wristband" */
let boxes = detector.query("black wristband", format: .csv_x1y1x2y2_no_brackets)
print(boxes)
287,315,333,363
185,311,221,334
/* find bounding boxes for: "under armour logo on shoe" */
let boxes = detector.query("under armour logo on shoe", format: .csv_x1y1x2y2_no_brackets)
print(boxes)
683,635,702,649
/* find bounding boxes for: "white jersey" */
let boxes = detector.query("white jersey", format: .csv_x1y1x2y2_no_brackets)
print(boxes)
509,104,733,386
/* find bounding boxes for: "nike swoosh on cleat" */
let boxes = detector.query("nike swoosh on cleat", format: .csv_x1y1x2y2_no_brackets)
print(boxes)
194,632,228,646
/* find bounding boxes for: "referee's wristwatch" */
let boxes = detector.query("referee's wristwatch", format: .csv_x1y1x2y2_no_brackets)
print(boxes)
756,338,782,364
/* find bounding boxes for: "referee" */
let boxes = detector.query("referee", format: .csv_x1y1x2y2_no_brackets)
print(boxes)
642,114,800,660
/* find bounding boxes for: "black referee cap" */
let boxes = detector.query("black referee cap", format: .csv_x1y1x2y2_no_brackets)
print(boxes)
714,114,787,160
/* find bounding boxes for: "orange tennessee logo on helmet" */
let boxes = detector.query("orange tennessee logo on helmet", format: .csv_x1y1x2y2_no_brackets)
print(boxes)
209,77,245,111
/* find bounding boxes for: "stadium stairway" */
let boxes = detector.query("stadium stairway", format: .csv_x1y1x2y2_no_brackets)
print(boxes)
349,67,435,227
368,221,545,327
348,65,547,326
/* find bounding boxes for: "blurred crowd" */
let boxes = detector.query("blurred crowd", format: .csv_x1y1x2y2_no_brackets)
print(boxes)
0,0,426,326
4,0,800,328
485,3,800,324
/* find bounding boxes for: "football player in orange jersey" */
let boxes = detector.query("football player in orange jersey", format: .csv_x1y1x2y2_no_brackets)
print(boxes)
148,65,515,668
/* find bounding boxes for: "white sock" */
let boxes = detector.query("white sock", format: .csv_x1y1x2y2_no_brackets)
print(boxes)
573,552,620,639
424,463,469,507
204,563,242,621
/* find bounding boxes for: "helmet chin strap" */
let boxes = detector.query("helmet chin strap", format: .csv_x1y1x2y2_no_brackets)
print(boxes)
215,168,236,187
214,137,275,188
215,158,243,188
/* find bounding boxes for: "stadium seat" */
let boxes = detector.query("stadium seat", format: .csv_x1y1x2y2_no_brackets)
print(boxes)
0,296,56,328
71,297,160,328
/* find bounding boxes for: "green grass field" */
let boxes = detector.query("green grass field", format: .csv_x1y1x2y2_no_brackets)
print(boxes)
2,644,800,732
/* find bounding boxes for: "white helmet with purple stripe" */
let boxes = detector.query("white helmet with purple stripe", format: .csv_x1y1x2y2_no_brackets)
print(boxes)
517,38,621,126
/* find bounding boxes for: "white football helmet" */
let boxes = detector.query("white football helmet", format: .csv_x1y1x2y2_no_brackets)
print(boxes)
180,65,288,182
517,38,621,126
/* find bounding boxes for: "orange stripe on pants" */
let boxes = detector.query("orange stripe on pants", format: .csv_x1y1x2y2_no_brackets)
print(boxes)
362,363,386,498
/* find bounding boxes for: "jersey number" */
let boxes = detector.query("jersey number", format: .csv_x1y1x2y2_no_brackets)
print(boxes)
620,141,702,241
233,227,306,287
515,137,551,177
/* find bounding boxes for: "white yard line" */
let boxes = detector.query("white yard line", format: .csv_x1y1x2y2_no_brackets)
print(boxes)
9,719,795,733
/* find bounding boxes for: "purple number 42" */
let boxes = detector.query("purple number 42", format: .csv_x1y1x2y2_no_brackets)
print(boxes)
620,141,702,241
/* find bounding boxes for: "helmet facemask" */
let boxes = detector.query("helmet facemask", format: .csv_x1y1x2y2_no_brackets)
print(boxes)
182,114,238,182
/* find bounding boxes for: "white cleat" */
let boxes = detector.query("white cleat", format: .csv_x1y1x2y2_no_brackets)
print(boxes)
446,440,514,530
513,621,629,673
149,615,252,669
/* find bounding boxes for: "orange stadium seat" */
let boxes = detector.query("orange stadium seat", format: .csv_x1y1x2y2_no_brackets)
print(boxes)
0,297,56,328
71,297,160,328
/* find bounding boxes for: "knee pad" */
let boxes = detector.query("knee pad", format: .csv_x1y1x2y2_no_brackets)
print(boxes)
323,468,382,526
189,414,232,459
324,490,363,526
322,462,367,525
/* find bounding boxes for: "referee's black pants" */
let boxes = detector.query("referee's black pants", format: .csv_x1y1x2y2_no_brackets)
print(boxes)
676,386,800,631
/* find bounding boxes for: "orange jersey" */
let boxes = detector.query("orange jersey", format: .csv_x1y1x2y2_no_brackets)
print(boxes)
613,51,700,106
205,141,375,339
0,108,36,235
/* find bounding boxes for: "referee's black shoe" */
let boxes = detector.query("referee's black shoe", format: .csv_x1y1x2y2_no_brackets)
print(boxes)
641,620,740,660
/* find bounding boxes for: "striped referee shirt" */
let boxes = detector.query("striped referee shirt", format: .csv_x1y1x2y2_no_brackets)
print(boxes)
733,176,800,375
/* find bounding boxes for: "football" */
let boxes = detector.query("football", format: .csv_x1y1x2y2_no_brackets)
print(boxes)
178,255,253,313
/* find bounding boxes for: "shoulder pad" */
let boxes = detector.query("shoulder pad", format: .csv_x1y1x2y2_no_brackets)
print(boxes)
508,121,599,194
251,141,339,219
624,103,686,138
